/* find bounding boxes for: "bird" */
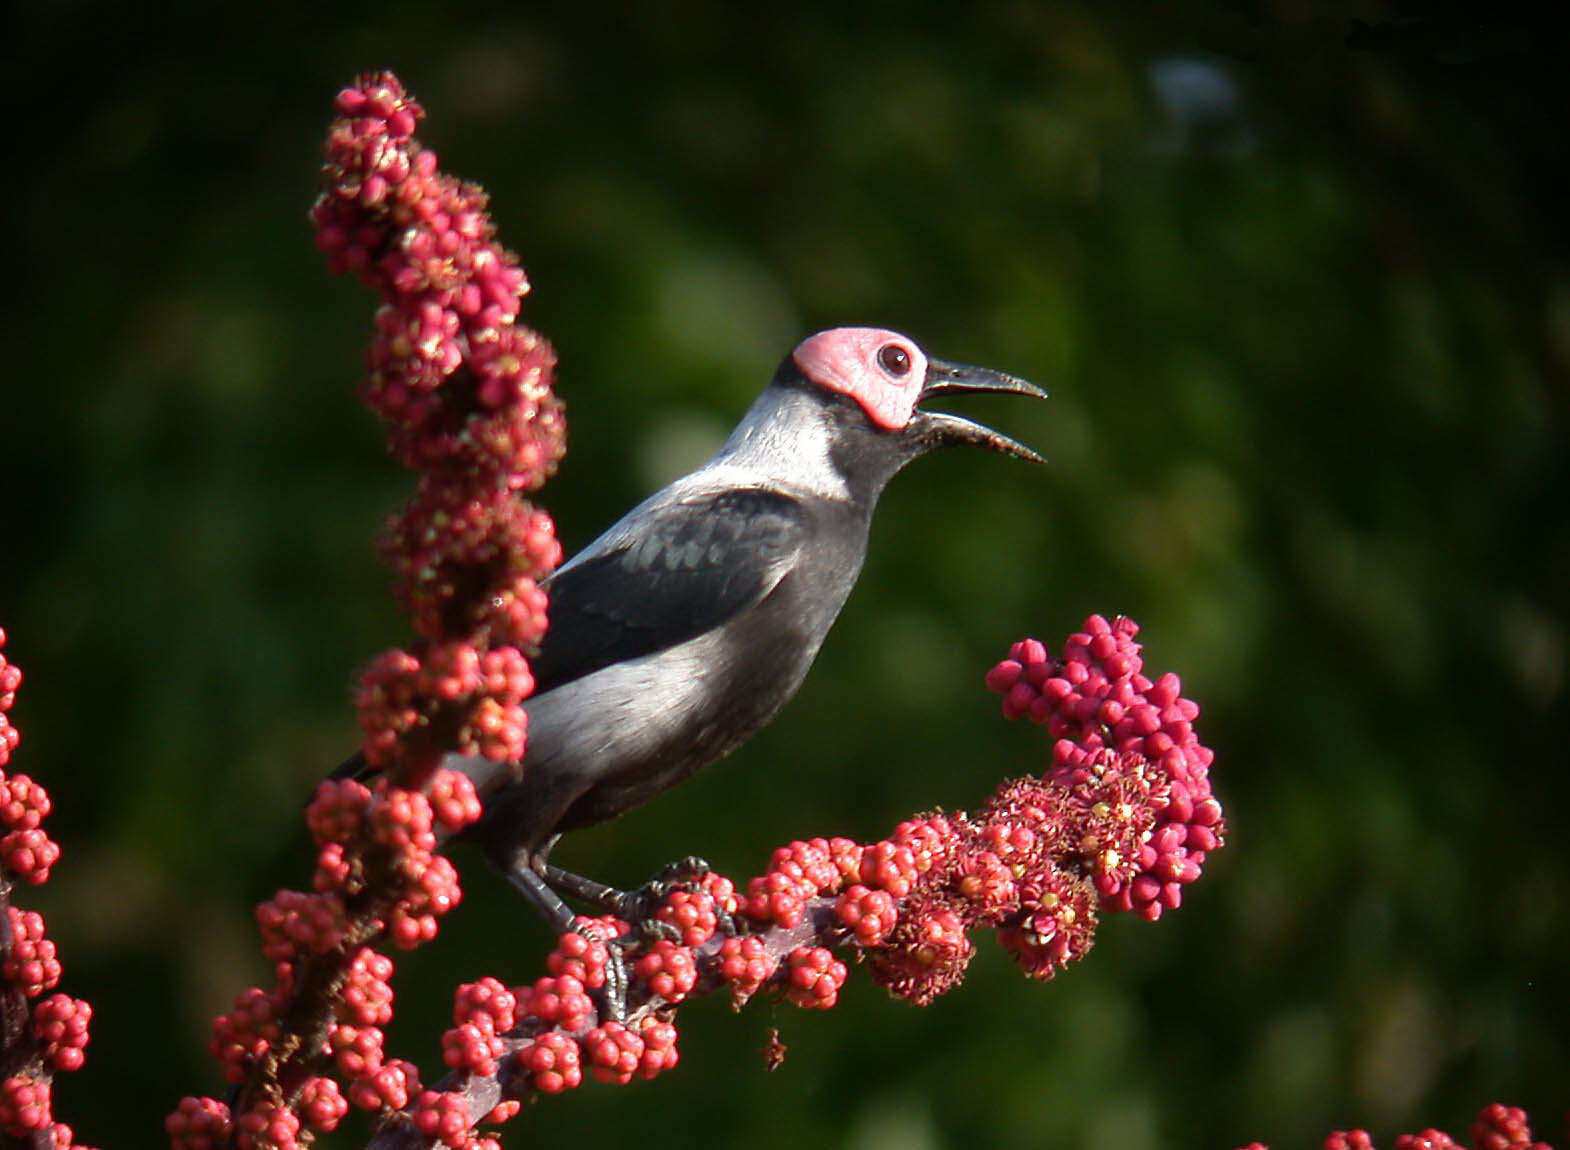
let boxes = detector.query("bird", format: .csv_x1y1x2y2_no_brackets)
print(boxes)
346,327,1047,929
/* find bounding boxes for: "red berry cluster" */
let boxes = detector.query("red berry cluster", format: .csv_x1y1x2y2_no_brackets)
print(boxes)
317,76,564,786
0,630,95,1148
1238,1101,1556,1149
311,75,564,488
177,71,567,1148
187,758,488,1142
986,614,1224,919
436,964,626,1109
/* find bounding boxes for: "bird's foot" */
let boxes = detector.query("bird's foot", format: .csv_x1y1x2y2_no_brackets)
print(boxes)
498,854,635,1021
619,855,716,924
502,858,577,935
507,854,736,1021
540,855,713,927
567,916,632,1024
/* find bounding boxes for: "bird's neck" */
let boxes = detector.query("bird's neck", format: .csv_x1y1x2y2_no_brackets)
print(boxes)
709,383,919,506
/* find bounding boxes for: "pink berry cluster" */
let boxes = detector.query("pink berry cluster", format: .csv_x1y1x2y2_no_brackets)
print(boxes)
177,760,487,1146
1238,1101,1557,1150
312,70,565,786
986,613,1223,920
174,72,567,1148
311,72,565,491
0,629,96,1148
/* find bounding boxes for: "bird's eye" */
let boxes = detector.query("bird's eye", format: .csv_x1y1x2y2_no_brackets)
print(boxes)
878,344,911,377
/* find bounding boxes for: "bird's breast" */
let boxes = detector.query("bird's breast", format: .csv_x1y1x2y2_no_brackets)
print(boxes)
535,573,834,832
468,497,872,856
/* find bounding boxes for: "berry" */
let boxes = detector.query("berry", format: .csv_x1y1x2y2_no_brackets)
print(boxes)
412,1090,472,1147
835,884,899,947
583,1020,646,1085
516,1032,582,1094
453,975,518,1032
232,1100,301,1150
443,1020,506,1077
547,928,613,989
33,995,91,1072
718,935,776,1006
517,974,594,1031
0,1075,51,1133
858,840,919,899
341,947,395,1026
633,940,699,1003
1470,1103,1537,1150
298,1078,349,1133
0,774,50,831
633,1016,679,1079
255,890,348,961
165,1097,232,1150
656,888,722,947
348,1058,421,1112
1,827,60,883
784,946,848,1009
328,1022,386,1079
744,870,813,928
1323,1133,1375,1150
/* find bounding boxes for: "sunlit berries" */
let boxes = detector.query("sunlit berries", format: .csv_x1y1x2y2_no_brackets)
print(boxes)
718,934,776,1005
33,995,92,1072
411,1090,472,1146
633,940,699,1003
784,946,849,1009
4,908,61,997
583,1021,645,1085
835,884,899,946
987,614,1225,922
515,1032,582,1094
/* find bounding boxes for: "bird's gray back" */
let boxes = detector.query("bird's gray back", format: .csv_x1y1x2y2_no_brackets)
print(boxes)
469,480,870,856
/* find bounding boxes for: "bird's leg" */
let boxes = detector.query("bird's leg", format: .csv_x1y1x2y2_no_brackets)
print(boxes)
499,848,740,1019
500,851,577,936
542,854,738,944
499,841,632,1023
535,862,626,910
540,855,713,926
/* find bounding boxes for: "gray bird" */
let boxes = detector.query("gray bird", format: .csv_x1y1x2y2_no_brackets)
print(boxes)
348,327,1046,927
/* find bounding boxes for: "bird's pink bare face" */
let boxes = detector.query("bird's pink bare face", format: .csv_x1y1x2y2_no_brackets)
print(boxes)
790,327,929,431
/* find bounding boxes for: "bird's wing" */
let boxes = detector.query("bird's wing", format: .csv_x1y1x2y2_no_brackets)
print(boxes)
528,486,810,693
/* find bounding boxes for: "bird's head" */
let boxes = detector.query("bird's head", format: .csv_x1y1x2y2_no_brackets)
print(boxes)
789,327,1047,463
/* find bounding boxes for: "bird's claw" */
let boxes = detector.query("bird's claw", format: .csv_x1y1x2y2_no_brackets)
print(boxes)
510,853,736,1020
651,855,714,885
568,919,632,1024
608,855,715,923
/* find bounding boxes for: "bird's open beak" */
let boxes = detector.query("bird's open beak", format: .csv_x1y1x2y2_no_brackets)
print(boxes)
914,358,1049,462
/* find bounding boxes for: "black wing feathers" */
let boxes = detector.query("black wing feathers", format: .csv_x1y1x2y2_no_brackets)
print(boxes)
528,488,808,693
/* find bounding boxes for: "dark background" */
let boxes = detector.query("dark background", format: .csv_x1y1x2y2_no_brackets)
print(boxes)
7,4,1568,1147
